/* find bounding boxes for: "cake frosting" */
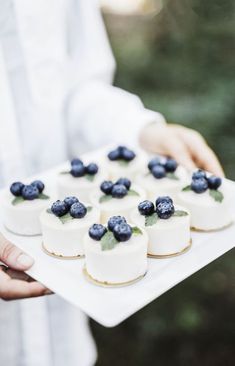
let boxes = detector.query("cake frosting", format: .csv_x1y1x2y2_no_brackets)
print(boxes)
84,217,148,285
130,197,191,257
2,180,50,236
40,198,100,257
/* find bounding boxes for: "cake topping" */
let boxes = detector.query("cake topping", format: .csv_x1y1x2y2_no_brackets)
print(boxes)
61,158,99,181
107,145,136,165
182,170,223,202
147,156,179,180
88,216,142,250
10,180,49,205
48,197,92,224
138,196,188,227
99,178,139,203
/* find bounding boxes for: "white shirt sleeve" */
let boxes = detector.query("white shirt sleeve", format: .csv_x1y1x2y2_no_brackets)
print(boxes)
66,0,166,153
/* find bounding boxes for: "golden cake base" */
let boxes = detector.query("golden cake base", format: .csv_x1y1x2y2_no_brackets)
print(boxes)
191,220,234,233
83,266,147,288
42,242,84,259
148,239,192,259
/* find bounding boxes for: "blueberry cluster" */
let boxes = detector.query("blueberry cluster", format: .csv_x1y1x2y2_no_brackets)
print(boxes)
89,216,132,242
148,157,178,179
190,170,222,194
100,178,131,199
10,180,45,200
138,196,175,219
51,196,87,218
70,158,98,178
108,146,136,162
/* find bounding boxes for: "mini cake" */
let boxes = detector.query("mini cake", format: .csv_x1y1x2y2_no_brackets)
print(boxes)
90,177,146,223
136,156,188,202
83,216,148,286
178,170,233,231
57,158,106,203
2,180,50,236
130,196,191,257
40,197,100,258
105,145,146,181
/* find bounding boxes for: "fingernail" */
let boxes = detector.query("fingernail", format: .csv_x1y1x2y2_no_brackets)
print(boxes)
44,289,53,295
17,254,34,267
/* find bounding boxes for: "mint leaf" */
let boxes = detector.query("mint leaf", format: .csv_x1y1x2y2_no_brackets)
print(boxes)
59,212,74,224
12,196,25,206
86,206,93,212
128,189,139,197
173,210,188,217
209,189,224,203
132,226,143,235
100,231,118,251
85,174,95,182
118,160,129,167
99,194,112,203
166,172,179,180
182,185,191,192
39,193,50,200
145,212,158,227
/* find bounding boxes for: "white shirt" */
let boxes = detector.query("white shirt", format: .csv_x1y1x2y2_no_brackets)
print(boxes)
0,1,166,365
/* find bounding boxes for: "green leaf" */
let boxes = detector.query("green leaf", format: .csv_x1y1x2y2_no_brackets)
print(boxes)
99,194,113,203
182,185,191,192
100,231,118,251
39,193,50,200
132,226,143,235
166,172,179,180
118,160,129,167
145,212,158,227
209,189,224,203
86,206,93,212
12,196,25,206
85,174,95,182
60,171,70,175
128,189,140,197
59,212,74,224
46,208,53,214
173,210,188,217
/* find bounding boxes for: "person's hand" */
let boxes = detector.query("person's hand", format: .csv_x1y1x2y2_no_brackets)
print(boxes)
139,123,224,176
0,233,50,300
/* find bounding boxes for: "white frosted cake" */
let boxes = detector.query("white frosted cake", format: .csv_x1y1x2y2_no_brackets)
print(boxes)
130,196,191,257
84,216,148,285
2,180,51,236
178,170,233,231
105,145,146,181
90,178,145,223
57,158,107,203
136,156,188,202
40,196,100,258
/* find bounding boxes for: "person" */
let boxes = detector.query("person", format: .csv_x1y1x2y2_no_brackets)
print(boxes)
0,1,223,365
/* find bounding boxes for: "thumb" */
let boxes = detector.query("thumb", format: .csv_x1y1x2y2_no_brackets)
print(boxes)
0,233,34,271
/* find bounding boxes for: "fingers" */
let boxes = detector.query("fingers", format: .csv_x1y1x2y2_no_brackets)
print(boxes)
0,233,34,271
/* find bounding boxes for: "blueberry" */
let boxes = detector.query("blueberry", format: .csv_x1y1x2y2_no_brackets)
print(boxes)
113,223,132,242
31,180,44,193
71,158,83,166
64,196,79,208
207,176,222,190
111,184,128,198
156,201,175,219
116,178,131,190
165,158,177,173
21,185,39,200
70,202,87,218
155,196,173,206
191,178,208,193
108,216,127,232
192,170,206,180
108,149,120,161
70,164,85,177
148,158,160,171
138,200,155,216
100,181,113,195
122,148,136,162
151,165,166,179
89,224,107,241
51,200,68,217
86,163,98,175
10,182,25,197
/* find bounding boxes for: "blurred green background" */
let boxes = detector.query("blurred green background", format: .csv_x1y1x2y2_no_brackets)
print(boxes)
91,0,235,365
